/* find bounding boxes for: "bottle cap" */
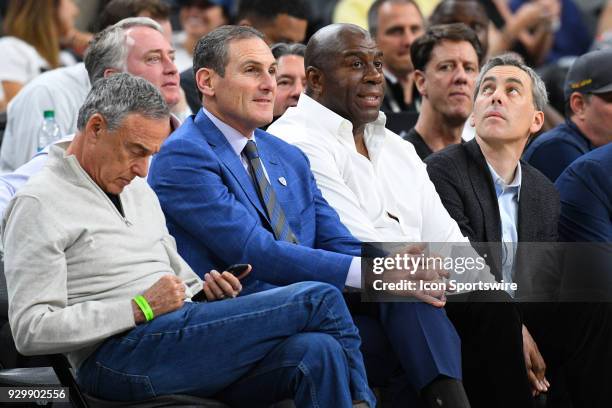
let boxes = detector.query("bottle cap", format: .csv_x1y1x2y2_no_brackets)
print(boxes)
43,110,55,119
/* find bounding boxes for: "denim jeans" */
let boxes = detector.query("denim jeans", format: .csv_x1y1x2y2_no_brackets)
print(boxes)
77,281,376,408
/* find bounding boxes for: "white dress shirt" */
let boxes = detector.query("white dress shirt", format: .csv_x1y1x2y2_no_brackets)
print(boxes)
268,94,494,285
202,107,260,175
269,94,469,243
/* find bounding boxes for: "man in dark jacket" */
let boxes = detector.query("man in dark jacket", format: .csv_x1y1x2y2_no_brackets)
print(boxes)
426,53,612,408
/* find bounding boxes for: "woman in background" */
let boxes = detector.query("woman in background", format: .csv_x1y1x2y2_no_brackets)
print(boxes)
0,0,86,107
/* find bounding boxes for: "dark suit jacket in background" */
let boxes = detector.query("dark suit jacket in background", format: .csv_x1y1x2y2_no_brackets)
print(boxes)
424,139,560,292
381,74,419,114
148,109,360,293
422,138,562,407
180,69,200,115
424,139,612,408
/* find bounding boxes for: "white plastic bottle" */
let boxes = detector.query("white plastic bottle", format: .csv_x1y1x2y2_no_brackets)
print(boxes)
37,110,61,152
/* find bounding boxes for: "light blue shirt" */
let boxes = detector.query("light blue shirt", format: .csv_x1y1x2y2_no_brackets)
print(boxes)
487,162,522,296
201,107,261,176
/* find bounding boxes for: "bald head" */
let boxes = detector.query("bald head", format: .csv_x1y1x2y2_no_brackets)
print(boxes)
304,23,384,135
305,24,372,76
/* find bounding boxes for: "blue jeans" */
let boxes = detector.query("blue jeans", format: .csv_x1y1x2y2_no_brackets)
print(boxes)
77,282,376,408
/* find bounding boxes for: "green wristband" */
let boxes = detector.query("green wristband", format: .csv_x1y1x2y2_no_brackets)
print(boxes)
134,295,154,322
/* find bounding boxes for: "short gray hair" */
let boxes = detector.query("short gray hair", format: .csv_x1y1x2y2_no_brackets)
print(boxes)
193,25,264,100
84,17,163,84
271,42,306,60
474,53,548,111
77,73,169,131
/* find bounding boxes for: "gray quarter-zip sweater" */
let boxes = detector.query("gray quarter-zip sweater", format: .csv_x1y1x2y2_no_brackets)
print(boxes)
1,142,203,369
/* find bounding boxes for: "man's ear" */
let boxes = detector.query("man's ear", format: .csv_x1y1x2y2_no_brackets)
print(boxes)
84,113,105,144
469,113,475,128
529,109,545,135
103,68,120,78
306,66,324,98
569,92,587,120
196,67,216,98
413,70,426,97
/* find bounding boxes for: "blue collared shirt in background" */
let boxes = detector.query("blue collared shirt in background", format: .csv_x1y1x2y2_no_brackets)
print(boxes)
523,119,593,182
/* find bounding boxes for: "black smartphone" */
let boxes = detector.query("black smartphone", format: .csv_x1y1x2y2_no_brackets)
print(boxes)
225,263,250,277
191,264,250,302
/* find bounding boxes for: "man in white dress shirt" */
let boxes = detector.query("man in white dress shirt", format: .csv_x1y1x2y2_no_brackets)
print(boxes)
269,24,469,252
268,23,522,408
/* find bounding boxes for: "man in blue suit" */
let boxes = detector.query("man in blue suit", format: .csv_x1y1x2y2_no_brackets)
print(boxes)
149,25,469,408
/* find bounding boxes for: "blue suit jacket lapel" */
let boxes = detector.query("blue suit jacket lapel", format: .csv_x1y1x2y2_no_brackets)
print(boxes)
194,112,269,220
256,134,294,217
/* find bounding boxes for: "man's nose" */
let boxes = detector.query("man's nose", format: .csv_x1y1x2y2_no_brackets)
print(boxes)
163,54,178,74
364,63,383,84
261,71,276,92
454,66,469,84
490,88,504,105
292,80,305,98
402,30,416,47
132,157,149,178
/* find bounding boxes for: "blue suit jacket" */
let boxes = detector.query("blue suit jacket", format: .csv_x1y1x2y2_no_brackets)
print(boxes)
148,110,360,291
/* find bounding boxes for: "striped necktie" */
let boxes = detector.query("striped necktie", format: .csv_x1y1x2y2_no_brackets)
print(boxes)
243,140,297,243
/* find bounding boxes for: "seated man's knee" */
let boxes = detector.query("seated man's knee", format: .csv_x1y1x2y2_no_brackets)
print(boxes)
291,281,344,303
291,332,346,367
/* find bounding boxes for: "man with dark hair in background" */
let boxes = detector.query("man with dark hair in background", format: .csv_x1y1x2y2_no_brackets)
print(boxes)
403,23,482,159
270,42,306,121
180,0,309,113
235,0,309,45
367,0,424,114
427,0,490,62
97,0,173,41
173,0,231,72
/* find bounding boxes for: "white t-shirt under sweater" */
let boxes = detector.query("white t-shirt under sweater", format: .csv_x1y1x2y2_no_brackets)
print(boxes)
1,142,203,369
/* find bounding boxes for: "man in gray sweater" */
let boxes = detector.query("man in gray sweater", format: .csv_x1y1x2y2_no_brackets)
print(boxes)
1,73,375,408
